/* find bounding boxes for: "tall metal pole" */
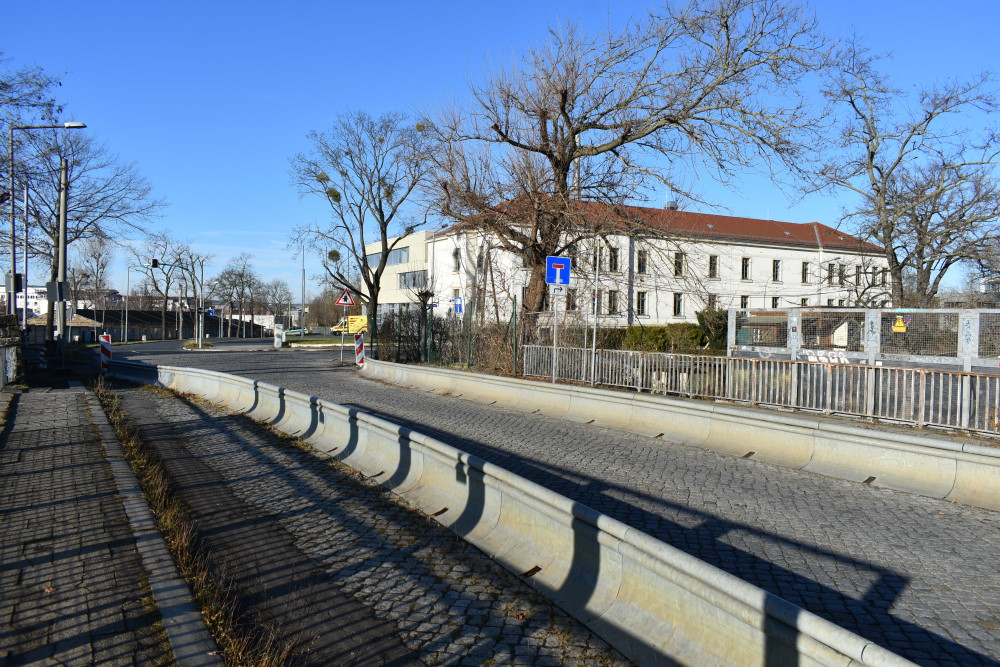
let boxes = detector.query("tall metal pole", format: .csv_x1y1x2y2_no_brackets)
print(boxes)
551,285,559,384
300,246,305,337
198,260,205,349
8,127,17,315
56,158,68,368
124,270,129,343
591,241,601,385
21,185,28,331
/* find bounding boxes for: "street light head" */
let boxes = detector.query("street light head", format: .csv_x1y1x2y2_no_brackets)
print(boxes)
63,122,87,129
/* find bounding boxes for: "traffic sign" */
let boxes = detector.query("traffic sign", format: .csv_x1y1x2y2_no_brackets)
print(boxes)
454,296,463,314
336,289,355,307
545,256,572,285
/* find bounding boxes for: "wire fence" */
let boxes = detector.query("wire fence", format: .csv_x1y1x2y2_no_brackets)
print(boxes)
730,308,1000,369
522,344,1000,437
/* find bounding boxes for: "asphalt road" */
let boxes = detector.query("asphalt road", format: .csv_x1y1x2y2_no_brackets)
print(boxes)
112,339,1000,666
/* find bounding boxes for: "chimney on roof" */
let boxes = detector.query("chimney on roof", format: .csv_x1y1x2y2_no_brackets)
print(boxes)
665,199,679,211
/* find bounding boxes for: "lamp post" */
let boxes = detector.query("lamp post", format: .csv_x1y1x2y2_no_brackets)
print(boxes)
8,121,86,315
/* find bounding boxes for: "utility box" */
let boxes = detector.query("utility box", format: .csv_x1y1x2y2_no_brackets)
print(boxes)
274,323,286,348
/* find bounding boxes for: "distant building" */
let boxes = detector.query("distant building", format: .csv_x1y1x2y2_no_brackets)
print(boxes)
365,202,892,325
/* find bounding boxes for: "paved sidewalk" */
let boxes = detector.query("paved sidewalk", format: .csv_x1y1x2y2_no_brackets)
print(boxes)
0,374,216,666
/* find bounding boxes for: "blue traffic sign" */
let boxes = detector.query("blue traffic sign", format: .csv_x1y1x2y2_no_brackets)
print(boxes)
454,296,463,314
545,256,572,285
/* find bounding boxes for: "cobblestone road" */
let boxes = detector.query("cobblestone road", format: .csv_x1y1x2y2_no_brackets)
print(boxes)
120,344,1000,666
119,383,629,666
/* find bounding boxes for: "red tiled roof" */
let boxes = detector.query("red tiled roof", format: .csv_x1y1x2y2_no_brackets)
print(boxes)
444,200,883,253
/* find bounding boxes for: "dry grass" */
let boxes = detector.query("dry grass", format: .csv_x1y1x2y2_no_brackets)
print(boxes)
91,377,293,667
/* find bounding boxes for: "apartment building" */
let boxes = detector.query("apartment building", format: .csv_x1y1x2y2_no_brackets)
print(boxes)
366,203,890,325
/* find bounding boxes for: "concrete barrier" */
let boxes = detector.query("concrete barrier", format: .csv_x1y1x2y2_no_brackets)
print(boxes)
110,359,913,666
361,360,1000,513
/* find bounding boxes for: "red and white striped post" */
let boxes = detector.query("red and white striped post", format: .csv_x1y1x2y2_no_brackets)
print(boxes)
354,332,365,366
99,334,112,375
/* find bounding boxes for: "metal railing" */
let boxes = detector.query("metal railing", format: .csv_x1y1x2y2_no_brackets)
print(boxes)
523,345,1000,437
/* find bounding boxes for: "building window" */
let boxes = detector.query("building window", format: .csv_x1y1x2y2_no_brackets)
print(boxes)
453,248,461,272
674,252,685,277
827,263,835,285
367,246,409,267
801,261,810,284
636,249,648,274
838,299,846,306
608,248,620,272
856,264,863,286
636,291,647,316
772,297,780,308
398,270,427,289
707,294,717,310
708,255,719,279
880,269,888,286
827,298,834,306
801,298,809,306
607,290,619,315
740,295,749,309
741,257,751,280
594,290,602,315
673,293,683,317
838,264,847,286
453,288,460,298
772,259,781,282
566,288,578,311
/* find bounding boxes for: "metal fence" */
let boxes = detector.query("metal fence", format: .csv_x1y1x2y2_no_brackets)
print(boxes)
729,307,1000,371
522,345,1000,437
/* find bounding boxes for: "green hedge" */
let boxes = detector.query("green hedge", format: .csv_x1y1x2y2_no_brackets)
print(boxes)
624,323,706,352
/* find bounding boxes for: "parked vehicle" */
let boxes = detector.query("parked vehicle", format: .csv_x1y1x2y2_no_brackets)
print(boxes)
284,327,311,335
330,315,368,334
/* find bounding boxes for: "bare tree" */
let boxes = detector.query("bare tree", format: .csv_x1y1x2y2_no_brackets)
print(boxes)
426,0,831,312
16,129,164,295
291,110,430,348
210,254,260,337
807,47,1000,307
0,52,62,127
129,233,184,340
71,235,114,327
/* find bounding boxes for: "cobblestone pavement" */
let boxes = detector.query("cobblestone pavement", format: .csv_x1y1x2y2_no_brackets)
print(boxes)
118,383,630,666
0,385,173,666
121,345,1000,666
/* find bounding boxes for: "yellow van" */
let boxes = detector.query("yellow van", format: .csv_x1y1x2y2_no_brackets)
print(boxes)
330,315,368,334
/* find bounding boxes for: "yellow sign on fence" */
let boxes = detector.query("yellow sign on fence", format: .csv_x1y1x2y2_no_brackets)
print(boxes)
892,316,907,333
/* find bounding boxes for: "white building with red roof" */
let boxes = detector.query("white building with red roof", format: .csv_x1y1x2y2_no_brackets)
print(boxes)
368,202,891,327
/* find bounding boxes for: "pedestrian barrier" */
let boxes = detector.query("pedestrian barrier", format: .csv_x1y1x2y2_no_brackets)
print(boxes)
362,360,1000,513
109,359,912,666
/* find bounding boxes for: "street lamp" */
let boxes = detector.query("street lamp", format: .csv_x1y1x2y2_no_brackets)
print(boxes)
8,121,87,315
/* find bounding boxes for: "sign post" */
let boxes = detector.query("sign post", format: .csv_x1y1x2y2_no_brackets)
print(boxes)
337,289,355,362
545,256,572,384
99,333,112,376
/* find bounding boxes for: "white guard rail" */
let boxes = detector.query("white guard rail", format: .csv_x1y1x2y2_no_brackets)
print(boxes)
523,345,1000,437
109,360,913,667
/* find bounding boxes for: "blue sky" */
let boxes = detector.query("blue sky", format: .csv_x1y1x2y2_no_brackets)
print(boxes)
5,0,998,296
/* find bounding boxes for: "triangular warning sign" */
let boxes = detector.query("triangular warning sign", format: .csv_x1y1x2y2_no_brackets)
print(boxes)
336,289,355,306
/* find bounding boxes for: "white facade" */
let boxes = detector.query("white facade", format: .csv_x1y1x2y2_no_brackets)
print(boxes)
367,208,892,326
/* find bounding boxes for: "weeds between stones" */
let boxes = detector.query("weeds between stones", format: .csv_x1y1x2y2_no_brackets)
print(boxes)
91,377,293,667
